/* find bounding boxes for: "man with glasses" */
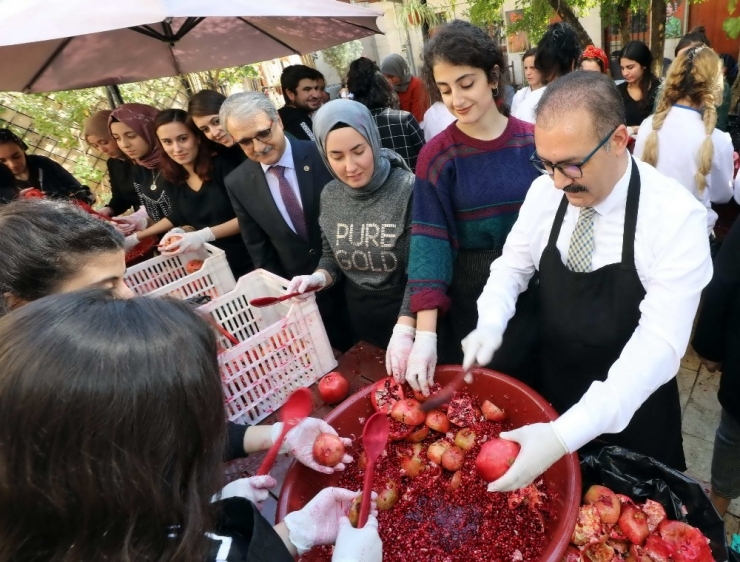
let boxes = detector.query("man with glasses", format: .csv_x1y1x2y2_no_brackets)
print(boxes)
220,92,348,347
462,71,712,490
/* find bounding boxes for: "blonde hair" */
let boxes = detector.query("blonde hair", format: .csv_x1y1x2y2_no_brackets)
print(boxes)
642,46,724,194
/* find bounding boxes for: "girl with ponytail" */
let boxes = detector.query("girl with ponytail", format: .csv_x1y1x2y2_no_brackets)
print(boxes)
634,46,735,236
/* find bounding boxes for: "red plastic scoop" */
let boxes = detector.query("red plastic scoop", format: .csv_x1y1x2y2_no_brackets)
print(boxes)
249,287,319,308
358,411,390,528
256,387,313,476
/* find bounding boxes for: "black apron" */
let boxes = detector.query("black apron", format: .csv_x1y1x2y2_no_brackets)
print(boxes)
538,161,685,470
344,279,407,349
438,249,501,364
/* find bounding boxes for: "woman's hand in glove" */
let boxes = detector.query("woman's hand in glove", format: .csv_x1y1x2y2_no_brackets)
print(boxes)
160,227,214,255
271,418,353,474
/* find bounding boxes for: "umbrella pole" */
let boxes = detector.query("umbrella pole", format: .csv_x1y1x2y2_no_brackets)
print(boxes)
106,85,124,108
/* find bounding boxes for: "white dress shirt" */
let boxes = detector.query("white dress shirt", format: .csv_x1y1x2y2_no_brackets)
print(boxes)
477,157,712,453
511,86,546,124
633,105,734,234
260,139,303,234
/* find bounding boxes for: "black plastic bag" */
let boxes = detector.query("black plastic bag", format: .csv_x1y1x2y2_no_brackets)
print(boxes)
579,444,729,561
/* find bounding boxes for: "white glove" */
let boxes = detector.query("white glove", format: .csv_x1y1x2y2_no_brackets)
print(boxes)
215,475,277,504
113,205,150,235
123,233,140,251
285,271,327,300
271,418,353,474
332,515,383,562
385,324,416,382
487,422,568,492
405,330,437,396
283,487,359,555
461,324,503,371
160,227,215,255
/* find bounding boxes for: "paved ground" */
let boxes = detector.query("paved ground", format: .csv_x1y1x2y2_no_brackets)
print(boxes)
679,343,740,542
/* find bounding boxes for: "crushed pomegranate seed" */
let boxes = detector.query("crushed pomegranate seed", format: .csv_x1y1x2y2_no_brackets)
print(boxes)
298,390,557,562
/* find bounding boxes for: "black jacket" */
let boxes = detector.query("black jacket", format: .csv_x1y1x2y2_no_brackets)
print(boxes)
18,154,94,204
224,139,332,279
277,106,315,141
692,218,740,424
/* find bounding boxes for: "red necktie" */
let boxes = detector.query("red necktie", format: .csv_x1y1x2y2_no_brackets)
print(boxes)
269,165,307,240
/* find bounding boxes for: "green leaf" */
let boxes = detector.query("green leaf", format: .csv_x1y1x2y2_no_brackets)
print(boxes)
723,16,740,38
729,0,738,14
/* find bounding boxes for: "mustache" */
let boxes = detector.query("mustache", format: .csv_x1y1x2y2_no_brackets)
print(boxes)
563,184,588,193
256,145,274,156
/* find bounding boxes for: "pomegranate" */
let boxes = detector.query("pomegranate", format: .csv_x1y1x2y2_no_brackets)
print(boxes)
406,425,430,443
481,399,507,422
388,418,414,441
185,259,203,274
441,445,465,471
571,504,604,546
657,520,714,562
582,541,615,562
446,395,476,427
583,484,621,524
453,428,476,451
425,409,450,433
311,433,346,467
643,535,674,561
446,470,462,492
641,499,667,533
318,372,349,405
619,504,649,545
399,444,426,477
561,545,581,561
390,398,426,426
475,438,520,482
349,495,362,527
427,439,451,465
376,479,399,510
370,377,404,414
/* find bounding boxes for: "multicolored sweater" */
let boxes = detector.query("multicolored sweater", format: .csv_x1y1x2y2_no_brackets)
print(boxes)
409,117,539,314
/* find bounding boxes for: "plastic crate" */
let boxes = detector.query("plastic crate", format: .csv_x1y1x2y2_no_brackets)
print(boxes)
124,243,235,299
198,269,338,424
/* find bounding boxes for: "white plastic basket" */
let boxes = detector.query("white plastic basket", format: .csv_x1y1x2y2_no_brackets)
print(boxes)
198,269,337,424
124,243,235,299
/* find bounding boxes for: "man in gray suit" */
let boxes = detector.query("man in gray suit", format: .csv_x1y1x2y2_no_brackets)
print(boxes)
221,92,348,348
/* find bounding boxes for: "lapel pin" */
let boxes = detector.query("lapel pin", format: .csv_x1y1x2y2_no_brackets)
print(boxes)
304,165,310,171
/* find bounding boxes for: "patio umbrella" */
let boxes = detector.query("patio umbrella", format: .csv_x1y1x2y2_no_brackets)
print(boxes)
0,0,383,93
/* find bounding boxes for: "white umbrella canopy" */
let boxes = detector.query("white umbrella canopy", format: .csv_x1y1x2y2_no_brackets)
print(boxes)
0,0,383,93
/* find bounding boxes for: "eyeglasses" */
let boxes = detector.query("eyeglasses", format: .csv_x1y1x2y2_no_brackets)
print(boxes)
237,122,275,147
529,126,618,179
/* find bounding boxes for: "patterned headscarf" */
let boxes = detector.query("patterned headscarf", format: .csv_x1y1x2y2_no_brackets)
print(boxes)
581,45,610,74
108,103,161,169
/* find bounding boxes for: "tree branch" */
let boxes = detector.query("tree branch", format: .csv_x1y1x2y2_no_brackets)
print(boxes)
545,0,595,46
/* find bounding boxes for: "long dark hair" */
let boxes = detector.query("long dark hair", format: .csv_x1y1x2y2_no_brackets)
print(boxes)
0,199,123,315
347,57,398,110
620,41,659,111
154,109,216,184
0,289,225,562
420,19,510,117
188,89,227,117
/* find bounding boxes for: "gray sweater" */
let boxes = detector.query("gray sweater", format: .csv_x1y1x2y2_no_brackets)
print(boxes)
318,166,414,317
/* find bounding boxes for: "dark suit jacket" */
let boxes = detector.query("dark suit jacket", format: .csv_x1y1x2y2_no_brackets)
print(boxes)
224,138,333,279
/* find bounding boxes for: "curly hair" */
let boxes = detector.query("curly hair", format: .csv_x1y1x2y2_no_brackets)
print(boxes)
641,46,724,194
346,57,398,110
535,22,581,84
420,19,510,117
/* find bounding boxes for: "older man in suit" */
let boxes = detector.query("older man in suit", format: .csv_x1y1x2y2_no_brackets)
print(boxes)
221,92,348,349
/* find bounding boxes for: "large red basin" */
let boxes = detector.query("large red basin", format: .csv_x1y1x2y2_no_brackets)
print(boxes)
277,365,581,561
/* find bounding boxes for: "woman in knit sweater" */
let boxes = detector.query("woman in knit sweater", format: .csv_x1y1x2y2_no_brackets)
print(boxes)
285,100,416,351
391,20,540,394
